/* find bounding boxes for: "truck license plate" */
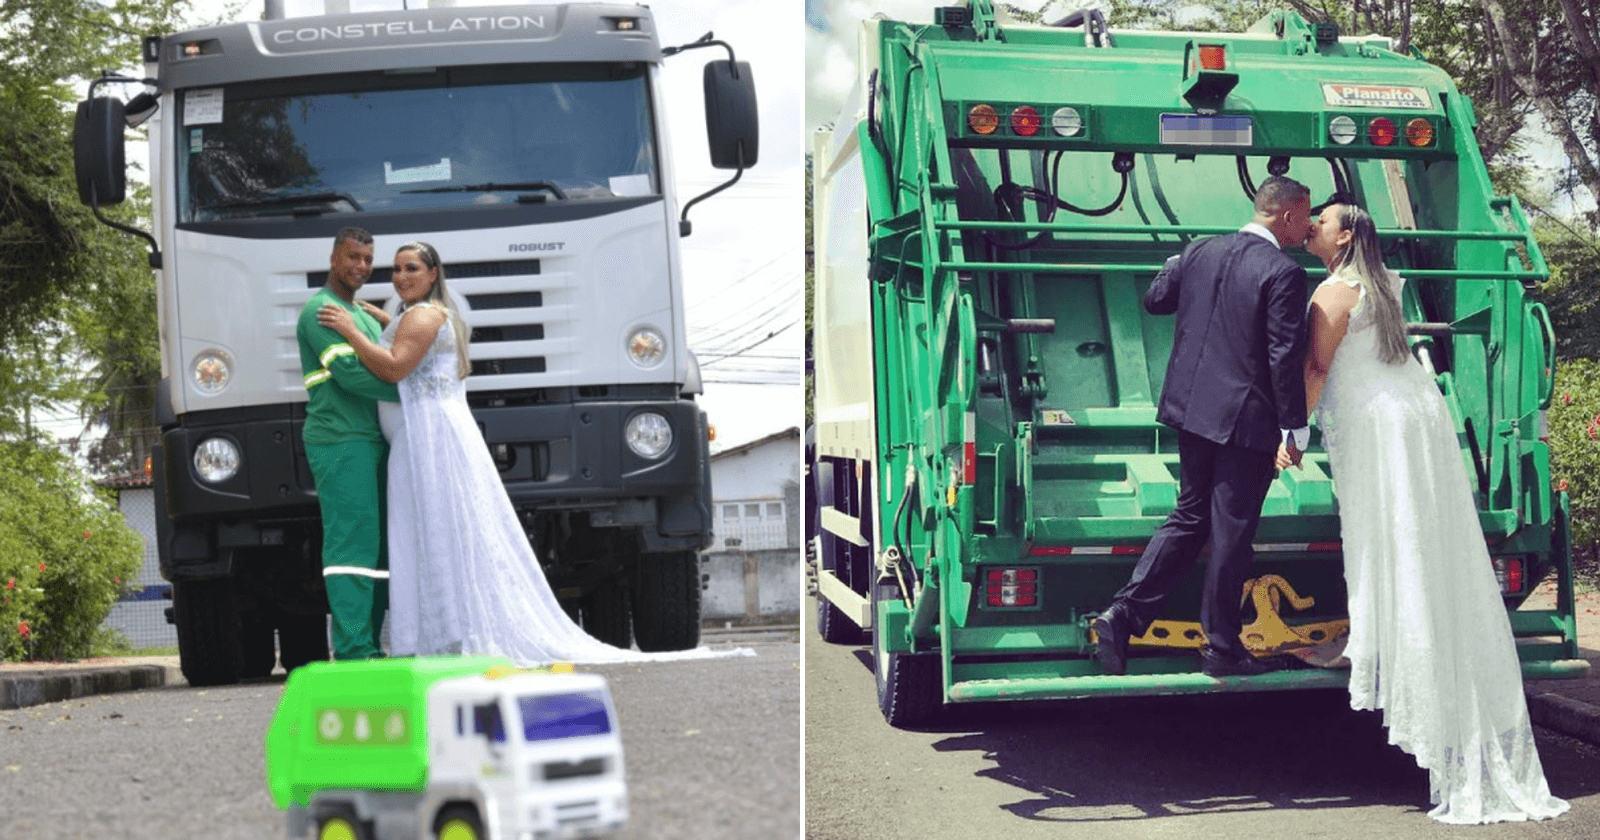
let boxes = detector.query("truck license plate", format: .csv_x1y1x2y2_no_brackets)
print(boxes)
1159,113,1253,147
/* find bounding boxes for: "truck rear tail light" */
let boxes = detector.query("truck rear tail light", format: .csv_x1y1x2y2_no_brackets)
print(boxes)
1368,117,1397,146
962,411,976,485
1010,105,1041,136
1405,117,1434,147
1328,115,1357,145
1051,107,1083,137
1492,557,1525,595
985,567,1040,607
968,103,999,135
1199,44,1226,71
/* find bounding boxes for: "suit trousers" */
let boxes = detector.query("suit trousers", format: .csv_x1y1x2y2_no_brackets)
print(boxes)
1112,430,1276,659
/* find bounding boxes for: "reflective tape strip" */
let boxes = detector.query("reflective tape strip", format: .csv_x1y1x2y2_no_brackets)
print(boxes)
319,343,355,368
303,369,331,388
323,566,390,579
1028,542,1342,556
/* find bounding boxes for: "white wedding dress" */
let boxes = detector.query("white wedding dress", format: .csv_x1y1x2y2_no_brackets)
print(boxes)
1317,273,1567,824
377,303,748,665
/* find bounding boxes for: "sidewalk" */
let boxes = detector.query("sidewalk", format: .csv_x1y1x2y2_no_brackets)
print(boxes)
1521,581,1600,745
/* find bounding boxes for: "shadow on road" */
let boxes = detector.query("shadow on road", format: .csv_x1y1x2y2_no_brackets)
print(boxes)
846,647,1600,824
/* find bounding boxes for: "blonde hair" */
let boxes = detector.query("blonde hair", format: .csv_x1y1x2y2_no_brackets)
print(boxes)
1328,205,1409,365
397,241,471,379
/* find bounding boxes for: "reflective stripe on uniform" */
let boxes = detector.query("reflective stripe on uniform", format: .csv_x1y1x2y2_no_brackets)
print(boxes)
320,343,356,368
324,566,390,579
303,368,332,388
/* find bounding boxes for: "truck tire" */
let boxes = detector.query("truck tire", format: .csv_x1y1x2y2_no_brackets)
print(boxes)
240,609,277,679
873,582,941,728
317,806,371,840
581,579,633,649
433,804,483,840
631,551,701,651
172,578,244,687
278,612,330,671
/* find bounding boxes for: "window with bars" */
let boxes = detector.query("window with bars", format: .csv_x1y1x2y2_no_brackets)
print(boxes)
717,499,790,550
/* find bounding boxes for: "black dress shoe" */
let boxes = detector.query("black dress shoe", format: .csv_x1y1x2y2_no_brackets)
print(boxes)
1199,645,1285,677
1091,610,1129,676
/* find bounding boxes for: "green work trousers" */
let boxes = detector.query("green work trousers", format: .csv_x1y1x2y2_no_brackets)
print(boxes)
305,439,389,660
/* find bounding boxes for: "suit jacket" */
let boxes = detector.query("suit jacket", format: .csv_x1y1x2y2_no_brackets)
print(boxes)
1146,231,1310,454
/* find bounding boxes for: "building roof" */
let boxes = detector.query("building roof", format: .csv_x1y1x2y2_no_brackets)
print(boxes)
711,426,800,462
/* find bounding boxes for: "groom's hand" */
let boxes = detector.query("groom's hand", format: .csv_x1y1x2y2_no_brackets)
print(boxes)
1284,438,1304,469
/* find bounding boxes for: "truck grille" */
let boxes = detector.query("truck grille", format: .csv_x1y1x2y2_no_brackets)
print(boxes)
542,756,607,781
305,259,548,378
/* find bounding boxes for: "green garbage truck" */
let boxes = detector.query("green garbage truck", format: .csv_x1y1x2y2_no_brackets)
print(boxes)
810,0,1588,727
265,657,626,839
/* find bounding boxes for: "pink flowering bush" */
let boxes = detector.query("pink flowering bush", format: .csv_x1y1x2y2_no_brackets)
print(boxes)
0,442,140,661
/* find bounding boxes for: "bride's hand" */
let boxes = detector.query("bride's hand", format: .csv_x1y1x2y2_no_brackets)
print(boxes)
317,303,357,338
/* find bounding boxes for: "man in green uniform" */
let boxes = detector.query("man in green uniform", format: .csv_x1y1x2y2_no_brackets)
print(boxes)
297,227,398,660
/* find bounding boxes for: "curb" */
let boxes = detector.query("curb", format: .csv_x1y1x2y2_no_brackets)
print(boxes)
1527,690,1600,748
0,665,172,711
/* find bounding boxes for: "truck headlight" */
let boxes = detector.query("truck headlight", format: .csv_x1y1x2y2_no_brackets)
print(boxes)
624,412,672,459
192,349,233,396
626,328,665,368
194,437,240,483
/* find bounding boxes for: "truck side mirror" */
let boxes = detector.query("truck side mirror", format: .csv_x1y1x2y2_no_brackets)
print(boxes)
703,60,758,169
74,97,127,207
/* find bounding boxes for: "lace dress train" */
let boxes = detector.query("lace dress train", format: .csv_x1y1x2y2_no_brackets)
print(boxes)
377,305,749,665
1317,273,1567,824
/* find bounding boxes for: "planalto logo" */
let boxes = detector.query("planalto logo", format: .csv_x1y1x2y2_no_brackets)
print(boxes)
509,242,565,253
270,15,546,45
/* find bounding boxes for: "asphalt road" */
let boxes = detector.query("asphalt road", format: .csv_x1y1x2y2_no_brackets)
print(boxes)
0,629,799,840
804,606,1600,840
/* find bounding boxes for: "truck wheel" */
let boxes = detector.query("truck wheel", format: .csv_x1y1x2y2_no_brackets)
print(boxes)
172,578,243,687
631,551,701,651
873,582,941,728
317,807,371,840
240,609,277,679
434,804,483,840
278,611,330,671
582,578,634,649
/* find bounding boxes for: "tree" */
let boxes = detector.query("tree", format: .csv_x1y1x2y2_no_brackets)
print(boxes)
0,0,187,471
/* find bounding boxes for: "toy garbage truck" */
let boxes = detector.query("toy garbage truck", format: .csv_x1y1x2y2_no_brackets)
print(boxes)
265,657,627,840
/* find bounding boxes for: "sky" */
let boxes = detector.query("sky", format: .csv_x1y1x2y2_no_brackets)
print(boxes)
44,0,805,454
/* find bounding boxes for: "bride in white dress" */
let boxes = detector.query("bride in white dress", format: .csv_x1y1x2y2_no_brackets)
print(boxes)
1289,203,1567,823
319,242,746,665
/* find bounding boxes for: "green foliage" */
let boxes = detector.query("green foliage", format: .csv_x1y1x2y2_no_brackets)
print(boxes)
0,0,187,466
1529,217,1600,362
0,441,141,661
1548,360,1600,566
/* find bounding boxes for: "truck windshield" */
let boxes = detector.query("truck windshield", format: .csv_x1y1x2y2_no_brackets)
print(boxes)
516,691,611,742
176,62,658,223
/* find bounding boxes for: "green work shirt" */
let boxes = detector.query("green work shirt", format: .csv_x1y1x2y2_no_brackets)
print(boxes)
297,288,399,446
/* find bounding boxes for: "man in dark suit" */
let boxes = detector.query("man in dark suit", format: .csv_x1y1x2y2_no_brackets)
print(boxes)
1093,176,1314,678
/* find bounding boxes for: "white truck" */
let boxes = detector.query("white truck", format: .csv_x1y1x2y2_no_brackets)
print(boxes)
72,0,759,686
265,656,627,840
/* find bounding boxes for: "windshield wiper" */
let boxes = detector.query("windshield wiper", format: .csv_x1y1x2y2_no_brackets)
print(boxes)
202,190,364,214
401,181,568,202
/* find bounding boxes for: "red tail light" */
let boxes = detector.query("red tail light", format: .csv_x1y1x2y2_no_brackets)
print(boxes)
1492,557,1525,595
1368,117,1397,146
985,567,1040,607
1199,44,1226,71
1010,106,1041,136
